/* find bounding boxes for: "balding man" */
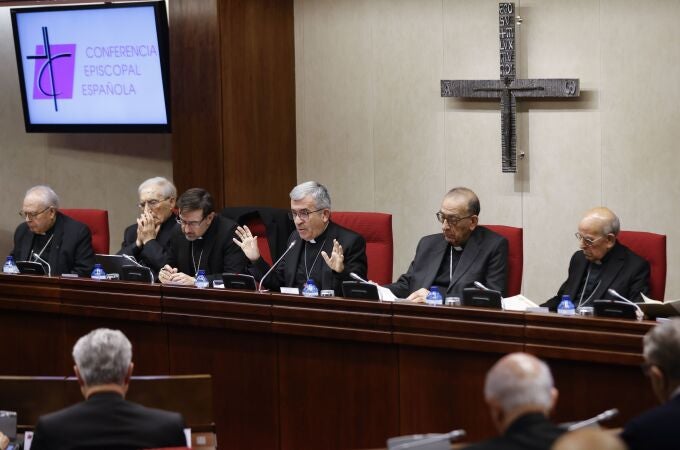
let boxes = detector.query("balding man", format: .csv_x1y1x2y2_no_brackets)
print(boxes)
385,187,508,302
543,207,649,311
552,428,627,450
620,318,680,450
11,185,94,276
464,353,565,450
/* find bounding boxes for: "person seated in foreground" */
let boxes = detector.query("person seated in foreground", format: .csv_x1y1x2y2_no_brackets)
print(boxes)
30,328,187,450
233,181,367,293
552,428,627,450
543,207,649,311
11,185,94,276
384,187,508,302
464,352,565,450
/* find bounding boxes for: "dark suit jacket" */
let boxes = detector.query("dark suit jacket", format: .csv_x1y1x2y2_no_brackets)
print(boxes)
221,206,295,261
250,221,367,293
30,391,186,450
621,394,680,450
542,241,650,311
463,413,565,450
167,214,248,281
117,216,179,274
385,226,508,299
11,212,94,277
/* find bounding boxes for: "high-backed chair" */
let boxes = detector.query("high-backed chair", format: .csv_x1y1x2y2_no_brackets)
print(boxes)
617,230,667,300
60,208,110,254
331,212,393,285
483,224,523,296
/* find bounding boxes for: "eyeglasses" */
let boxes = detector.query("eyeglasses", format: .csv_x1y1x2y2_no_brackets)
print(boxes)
435,211,472,226
176,216,206,228
138,197,172,209
575,232,606,247
288,208,325,221
19,206,52,220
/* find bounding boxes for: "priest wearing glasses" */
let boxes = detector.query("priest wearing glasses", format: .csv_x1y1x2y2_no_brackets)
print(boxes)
542,207,649,311
11,185,94,276
385,187,508,302
159,188,247,285
233,181,367,293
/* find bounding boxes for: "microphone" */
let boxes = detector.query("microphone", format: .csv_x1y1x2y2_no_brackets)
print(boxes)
30,251,51,277
474,281,491,291
567,408,619,431
258,241,296,293
388,429,466,450
607,288,644,318
122,254,143,267
350,272,369,283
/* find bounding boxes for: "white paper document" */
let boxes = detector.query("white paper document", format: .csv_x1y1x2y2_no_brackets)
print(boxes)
501,294,540,312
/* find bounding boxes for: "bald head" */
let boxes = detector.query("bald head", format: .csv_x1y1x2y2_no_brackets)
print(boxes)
552,428,627,450
579,207,620,237
444,187,480,216
485,353,555,413
577,207,619,263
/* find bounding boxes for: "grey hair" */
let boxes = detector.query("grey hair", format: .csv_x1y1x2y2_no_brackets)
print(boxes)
644,318,680,381
289,181,331,210
72,328,132,386
601,214,620,236
25,185,60,208
138,176,177,199
484,353,554,413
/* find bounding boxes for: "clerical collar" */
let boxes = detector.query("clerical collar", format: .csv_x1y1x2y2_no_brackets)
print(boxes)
453,245,463,252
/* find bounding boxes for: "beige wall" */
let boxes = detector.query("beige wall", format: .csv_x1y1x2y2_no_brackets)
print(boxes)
0,8,172,258
295,0,680,300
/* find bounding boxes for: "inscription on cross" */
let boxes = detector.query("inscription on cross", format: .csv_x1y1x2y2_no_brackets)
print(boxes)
441,3,580,173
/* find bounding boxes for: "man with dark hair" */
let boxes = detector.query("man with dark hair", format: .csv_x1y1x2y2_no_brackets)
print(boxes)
159,188,247,285
30,328,187,450
12,185,94,276
117,176,179,274
233,181,367,293
620,318,680,450
543,207,649,311
384,187,508,301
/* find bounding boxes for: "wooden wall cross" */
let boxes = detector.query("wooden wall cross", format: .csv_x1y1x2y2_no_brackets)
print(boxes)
441,3,580,173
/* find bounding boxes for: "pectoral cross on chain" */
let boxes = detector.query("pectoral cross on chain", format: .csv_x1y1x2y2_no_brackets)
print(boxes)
441,3,580,173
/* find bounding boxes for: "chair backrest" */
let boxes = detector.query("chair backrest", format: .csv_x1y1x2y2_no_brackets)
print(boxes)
617,230,667,300
483,225,523,296
243,216,273,265
331,212,393,285
60,208,110,254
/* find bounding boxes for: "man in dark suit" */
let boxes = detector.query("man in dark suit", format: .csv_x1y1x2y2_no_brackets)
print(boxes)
30,328,187,450
117,176,179,274
11,185,94,276
384,187,508,301
159,188,248,285
464,353,565,450
621,318,680,450
233,181,367,293
543,207,649,311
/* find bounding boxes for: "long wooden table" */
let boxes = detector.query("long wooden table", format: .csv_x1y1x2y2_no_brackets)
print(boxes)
0,274,658,449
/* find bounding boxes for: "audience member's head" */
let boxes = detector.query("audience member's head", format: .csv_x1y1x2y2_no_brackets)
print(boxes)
437,187,480,247
552,428,627,450
576,207,620,263
72,328,134,397
288,181,332,241
484,352,558,433
642,318,680,403
21,185,59,234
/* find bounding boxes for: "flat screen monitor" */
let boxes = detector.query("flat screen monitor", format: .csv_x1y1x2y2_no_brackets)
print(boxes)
11,1,171,133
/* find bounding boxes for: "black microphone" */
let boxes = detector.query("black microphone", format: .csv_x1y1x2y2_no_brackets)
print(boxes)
567,408,619,431
258,241,296,293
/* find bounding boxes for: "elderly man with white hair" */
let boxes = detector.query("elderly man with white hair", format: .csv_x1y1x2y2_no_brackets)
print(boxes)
234,181,367,293
30,328,187,450
11,185,94,276
464,352,565,450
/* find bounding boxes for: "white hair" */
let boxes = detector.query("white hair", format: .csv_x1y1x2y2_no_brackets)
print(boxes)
484,353,554,413
644,318,680,381
289,181,331,210
138,176,176,199
25,185,60,208
72,328,132,386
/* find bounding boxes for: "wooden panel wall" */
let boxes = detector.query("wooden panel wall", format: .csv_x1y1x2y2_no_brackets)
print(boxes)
170,0,297,209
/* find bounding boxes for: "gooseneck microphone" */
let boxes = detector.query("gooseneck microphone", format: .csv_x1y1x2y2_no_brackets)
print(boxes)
350,272,369,284
31,251,51,277
122,254,143,267
258,241,296,293
607,288,644,316
567,408,619,431
474,281,491,291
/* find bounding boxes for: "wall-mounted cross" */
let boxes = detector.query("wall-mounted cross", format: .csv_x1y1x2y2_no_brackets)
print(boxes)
441,3,580,173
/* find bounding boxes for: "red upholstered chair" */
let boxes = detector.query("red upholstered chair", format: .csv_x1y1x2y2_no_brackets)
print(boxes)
617,230,667,300
60,208,110,254
244,216,273,266
331,212,393,285
483,225,523,296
